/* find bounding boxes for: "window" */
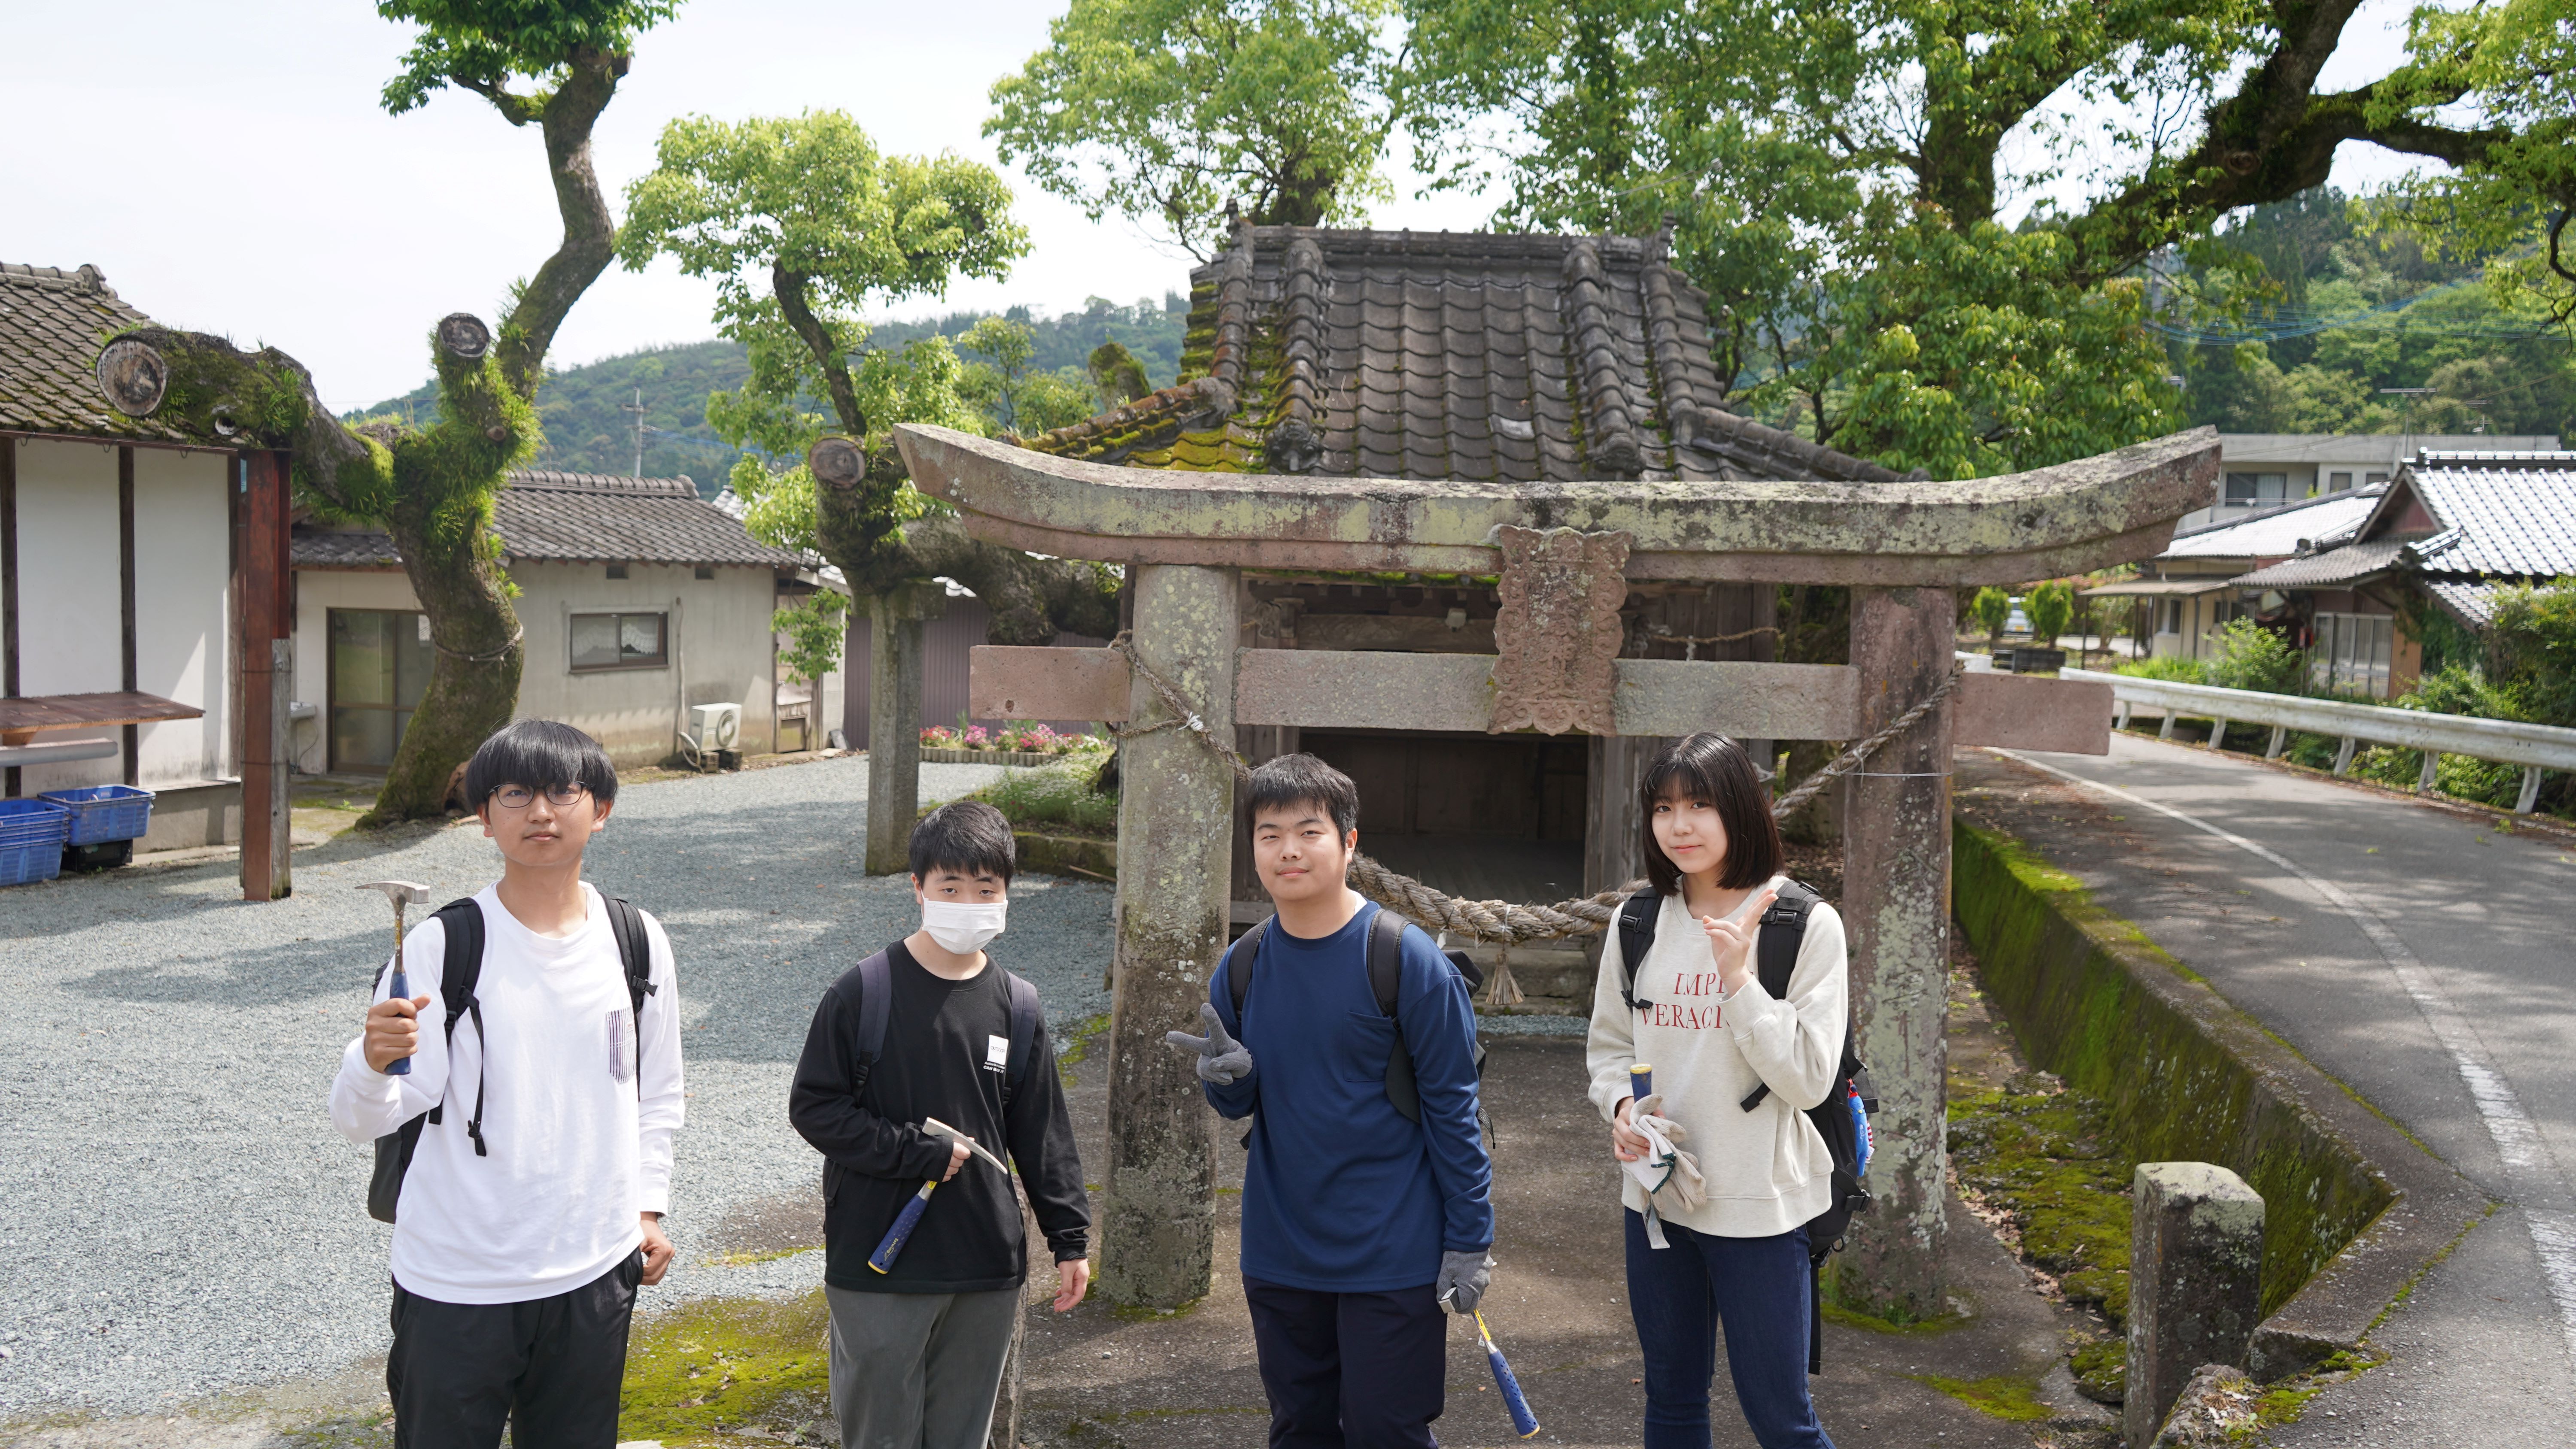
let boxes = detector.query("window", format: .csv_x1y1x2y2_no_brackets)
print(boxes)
2310,613,2394,698
329,609,433,773
2328,471,2353,491
2365,471,2389,486
2223,471,2290,507
605,563,629,580
694,564,715,580
570,611,668,671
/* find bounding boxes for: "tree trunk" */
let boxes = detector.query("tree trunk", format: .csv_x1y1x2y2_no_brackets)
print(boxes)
864,586,933,875
371,523,525,821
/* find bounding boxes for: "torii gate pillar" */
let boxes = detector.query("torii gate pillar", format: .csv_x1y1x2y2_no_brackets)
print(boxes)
1099,563,1239,1309
1839,585,1958,1318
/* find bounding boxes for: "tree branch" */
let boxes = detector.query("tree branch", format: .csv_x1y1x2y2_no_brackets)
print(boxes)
494,44,628,399
772,264,869,437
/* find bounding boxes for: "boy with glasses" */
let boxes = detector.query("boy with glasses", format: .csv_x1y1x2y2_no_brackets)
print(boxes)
329,719,685,1449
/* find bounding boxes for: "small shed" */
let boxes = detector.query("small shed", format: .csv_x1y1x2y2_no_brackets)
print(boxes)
291,469,839,767
0,262,282,869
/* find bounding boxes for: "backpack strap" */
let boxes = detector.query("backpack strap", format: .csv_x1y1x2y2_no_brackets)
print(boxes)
1368,908,1425,1124
1616,889,1661,1011
1224,917,1270,1029
601,896,655,1094
429,899,489,1156
1001,970,1044,1106
852,949,894,1098
1738,882,1820,1113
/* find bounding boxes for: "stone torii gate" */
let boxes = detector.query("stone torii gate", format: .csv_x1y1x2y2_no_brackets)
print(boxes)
893,420,2218,1319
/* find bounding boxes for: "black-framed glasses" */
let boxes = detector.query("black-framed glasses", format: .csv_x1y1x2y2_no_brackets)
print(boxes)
490,784,589,810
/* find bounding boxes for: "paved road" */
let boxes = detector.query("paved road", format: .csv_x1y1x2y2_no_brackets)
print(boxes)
1959,734,2576,1446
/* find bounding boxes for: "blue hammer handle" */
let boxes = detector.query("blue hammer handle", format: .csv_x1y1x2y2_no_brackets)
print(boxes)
869,1181,937,1273
1476,1311,1540,1437
384,958,413,1076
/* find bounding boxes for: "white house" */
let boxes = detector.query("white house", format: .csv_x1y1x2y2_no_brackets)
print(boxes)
1,263,256,856
291,468,844,771
2178,432,2560,530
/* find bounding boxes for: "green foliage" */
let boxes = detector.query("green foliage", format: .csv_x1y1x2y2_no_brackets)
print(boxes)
987,0,1400,256
2114,654,2209,684
378,0,680,115
2204,618,2303,694
1971,587,2012,643
956,316,1108,435
973,755,1121,836
2026,581,2074,646
358,340,753,488
772,594,848,685
2488,576,2576,728
1088,341,1152,409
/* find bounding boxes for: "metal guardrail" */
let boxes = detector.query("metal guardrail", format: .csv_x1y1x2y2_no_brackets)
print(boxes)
2061,666,2576,814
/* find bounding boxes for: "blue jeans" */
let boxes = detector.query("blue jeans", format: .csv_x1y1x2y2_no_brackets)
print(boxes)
1624,1209,1835,1449
1243,1275,1446,1449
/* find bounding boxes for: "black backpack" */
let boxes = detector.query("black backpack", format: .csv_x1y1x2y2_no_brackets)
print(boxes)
1616,879,1876,1373
818,948,1046,1202
367,896,656,1224
1222,907,1491,1146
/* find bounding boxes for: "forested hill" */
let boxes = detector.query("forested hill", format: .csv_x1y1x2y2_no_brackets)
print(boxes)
352,294,1188,491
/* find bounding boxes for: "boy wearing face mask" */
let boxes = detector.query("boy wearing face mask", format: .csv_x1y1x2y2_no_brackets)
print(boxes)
789,801,1091,1449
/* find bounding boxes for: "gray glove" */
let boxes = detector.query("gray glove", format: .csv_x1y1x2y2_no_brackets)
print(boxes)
1436,1249,1493,1315
1164,1003,1254,1085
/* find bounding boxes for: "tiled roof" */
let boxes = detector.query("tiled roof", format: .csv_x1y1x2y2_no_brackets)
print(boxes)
291,469,806,570
2233,536,2412,588
2422,579,2503,626
0,263,222,445
2396,455,2576,577
1025,225,1908,485
2160,486,2382,560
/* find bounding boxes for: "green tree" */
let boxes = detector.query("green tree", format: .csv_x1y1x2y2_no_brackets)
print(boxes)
1971,587,2012,645
2204,617,2302,693
986,0,1401,257
2027,582,2074,648
120,0,677,824
618,110,1121,868
773,593,849,685
1396,0,2560,477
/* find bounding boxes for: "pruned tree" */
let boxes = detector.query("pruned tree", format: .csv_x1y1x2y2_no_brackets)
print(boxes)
618,110,1121,870
985,0,1402,258
108,0,677,822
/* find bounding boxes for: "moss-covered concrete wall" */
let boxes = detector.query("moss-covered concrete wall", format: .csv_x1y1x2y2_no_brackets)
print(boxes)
1952,820,2394,1319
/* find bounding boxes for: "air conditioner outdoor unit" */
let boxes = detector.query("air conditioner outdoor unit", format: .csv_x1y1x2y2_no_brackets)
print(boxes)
688,703,743,752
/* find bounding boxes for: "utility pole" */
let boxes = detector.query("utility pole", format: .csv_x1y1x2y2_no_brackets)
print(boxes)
2380,387,2433,474
621,388,647,478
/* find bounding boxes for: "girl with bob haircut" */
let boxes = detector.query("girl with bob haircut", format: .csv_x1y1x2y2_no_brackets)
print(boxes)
1585,733,1847,1449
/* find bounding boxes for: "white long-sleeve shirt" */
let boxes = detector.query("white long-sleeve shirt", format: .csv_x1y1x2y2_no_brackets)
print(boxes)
1586,891,1848,1238
330,882,684,1304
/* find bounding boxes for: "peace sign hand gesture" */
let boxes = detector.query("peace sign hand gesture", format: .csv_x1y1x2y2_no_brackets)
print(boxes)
1698,883,1779,996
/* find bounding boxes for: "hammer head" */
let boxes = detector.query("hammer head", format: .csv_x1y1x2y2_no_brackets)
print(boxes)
356,880,431,907
922,1117,1012,1176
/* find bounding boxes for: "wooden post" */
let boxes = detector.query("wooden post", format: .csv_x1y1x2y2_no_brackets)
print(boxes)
120,446,138,787
1100,562,1238,1310
238,450,292,901
1838,585,1954,1318
2,436,18,799
864,588,929,876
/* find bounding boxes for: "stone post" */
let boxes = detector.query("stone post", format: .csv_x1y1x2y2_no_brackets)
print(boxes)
1100,563,1239,1309
863,585,937,876
2127,1162,2265,1448
1837,585,1955,1318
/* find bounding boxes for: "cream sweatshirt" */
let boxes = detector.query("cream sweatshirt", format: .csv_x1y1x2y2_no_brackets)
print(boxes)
1585,890,1849,1238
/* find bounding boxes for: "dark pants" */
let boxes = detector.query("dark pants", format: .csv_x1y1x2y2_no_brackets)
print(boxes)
386,1253,643,1449
1243,1275,1446,1449
1624,1210,1835,1449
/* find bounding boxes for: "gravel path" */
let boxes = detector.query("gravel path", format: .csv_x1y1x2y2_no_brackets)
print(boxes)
0,759,1115,1419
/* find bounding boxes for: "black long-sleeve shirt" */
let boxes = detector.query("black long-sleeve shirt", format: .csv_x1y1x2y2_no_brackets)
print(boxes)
789,941,1089,1293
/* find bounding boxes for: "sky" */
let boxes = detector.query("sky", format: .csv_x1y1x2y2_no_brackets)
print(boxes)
3,0,2433,411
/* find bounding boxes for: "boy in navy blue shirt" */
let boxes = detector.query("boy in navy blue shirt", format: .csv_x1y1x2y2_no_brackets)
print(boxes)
1166,754,1494,1449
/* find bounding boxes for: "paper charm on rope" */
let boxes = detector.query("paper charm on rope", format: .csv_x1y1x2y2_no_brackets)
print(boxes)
1488,526,1631,735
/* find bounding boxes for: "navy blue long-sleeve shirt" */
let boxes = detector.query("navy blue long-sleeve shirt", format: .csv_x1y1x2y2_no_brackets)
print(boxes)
1205,902,1493,1291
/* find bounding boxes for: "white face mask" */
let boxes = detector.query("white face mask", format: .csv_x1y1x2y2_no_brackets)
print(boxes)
919,897,1007,955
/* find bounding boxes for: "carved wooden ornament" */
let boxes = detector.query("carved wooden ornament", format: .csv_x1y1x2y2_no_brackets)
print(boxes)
95,339,167,418
1488,526,1631,734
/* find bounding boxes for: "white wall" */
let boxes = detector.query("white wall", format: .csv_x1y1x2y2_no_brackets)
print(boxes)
292,558,837,770
14,439,128,797
130,448,232,788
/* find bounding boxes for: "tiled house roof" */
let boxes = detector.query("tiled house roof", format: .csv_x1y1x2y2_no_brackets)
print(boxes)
0,263,227,446
293,469,808,570
1022,225,1908,484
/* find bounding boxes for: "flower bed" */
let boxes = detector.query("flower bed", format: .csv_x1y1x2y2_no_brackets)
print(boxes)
918,721,1109,758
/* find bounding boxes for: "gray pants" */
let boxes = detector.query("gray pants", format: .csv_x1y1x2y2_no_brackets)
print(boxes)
825,1283,1021,1449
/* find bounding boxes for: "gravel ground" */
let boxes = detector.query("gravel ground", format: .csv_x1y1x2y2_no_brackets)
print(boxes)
0,758,1115,1420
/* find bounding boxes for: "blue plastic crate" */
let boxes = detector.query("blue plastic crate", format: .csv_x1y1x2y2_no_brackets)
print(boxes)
37,785,155,846
0,800,69,885
0,839,64,886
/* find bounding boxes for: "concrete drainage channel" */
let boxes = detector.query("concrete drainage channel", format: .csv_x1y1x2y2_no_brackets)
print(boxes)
1953,816,2489,1399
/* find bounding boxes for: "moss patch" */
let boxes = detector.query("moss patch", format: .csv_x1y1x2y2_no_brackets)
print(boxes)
1054,1012,1112,1088
1948,1076,2135,1323
1908,1373,2054,1422
618,1291,832,1445
2070,1336,2126,1402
